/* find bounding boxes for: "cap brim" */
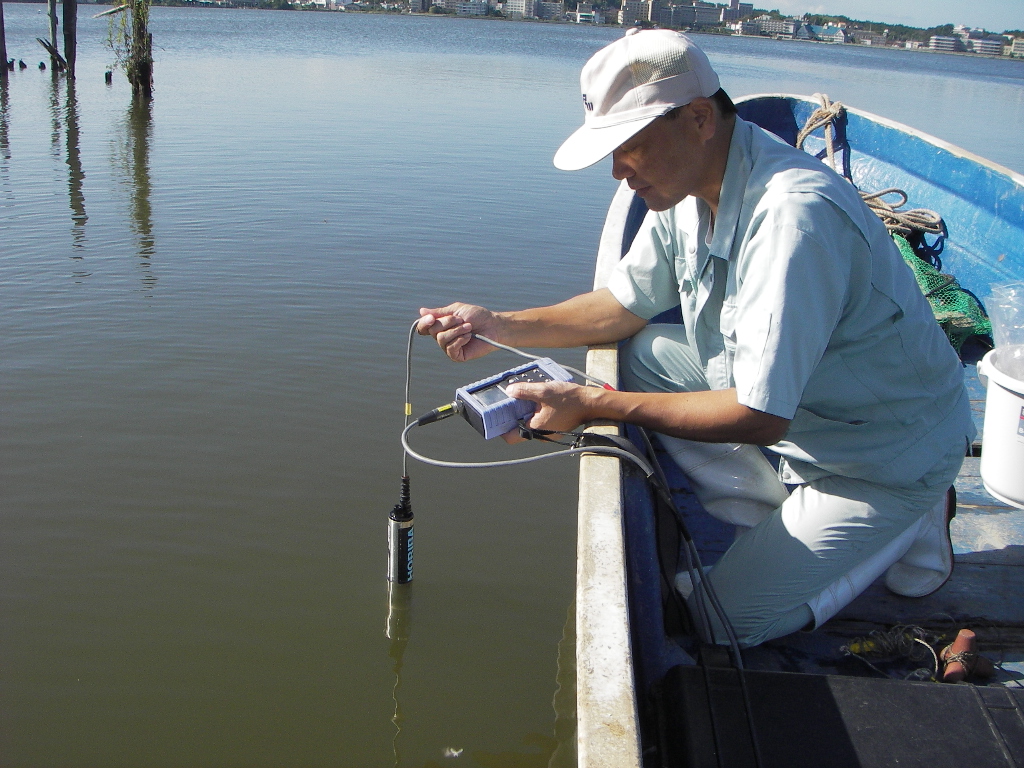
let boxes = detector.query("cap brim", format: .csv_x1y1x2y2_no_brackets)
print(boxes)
553,116,658,171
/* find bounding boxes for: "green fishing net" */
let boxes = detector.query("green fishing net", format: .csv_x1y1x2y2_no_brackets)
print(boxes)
893,234,993,352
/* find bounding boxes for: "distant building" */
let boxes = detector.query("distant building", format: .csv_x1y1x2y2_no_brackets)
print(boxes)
930,35,965,52
409,0,430,11
721,2,751,21
456,0,488,14
850,29,887,45
575,2,604,21
504,0,536,16
819,25,849,43
753,14,798,38
970,36,1006,56
731,19,760,35
655,3,691,27
650,3,678,26
1013,38,1024,57
692,2,722,25
535,0,563,18
620,0,651,25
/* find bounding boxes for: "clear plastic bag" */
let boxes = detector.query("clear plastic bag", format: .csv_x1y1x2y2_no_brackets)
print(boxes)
986,281,1024,349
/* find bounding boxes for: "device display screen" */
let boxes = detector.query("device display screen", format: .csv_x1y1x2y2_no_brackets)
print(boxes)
468,367,555,408
472,385,509,407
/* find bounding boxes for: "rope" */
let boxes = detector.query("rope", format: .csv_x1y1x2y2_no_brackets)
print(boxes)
859,188,946,238
797,94,946,239
796,94,845,174
839,624,942,681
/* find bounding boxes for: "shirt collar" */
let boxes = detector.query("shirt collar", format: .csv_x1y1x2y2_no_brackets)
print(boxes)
707,118,753,262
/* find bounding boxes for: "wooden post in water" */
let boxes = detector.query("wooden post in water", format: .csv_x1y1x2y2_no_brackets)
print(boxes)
0,0,7,79
62,0,76,78
127,0,152,98
48,0,58,69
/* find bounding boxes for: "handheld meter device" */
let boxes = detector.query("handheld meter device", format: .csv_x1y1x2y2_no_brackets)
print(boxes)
455,358,573,439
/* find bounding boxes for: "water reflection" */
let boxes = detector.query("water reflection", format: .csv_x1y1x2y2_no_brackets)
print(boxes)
548,601,577,768
65,82,87,246
47,71,61,159
0,79,10,175
122,97,155,260
385,582,412,768
111,95,156,290
42,74,88,246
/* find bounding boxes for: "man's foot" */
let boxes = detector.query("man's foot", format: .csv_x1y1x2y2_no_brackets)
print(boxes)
884,487,956,598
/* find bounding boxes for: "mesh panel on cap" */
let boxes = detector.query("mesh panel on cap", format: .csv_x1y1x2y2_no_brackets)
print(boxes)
627,37,691,85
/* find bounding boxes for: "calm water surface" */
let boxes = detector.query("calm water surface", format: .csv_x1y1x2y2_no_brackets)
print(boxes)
1,8,1022,766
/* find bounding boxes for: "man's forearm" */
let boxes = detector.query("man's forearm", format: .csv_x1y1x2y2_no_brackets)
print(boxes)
585,387,790,445
495,288,648,349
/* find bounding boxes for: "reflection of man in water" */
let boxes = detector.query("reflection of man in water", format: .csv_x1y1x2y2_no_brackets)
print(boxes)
417,30,974,647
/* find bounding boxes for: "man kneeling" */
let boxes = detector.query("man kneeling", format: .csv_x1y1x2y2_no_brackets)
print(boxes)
417,30,974,647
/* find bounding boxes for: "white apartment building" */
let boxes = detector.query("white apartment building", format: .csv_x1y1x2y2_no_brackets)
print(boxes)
969,36,1006,56
620,0,651,25
753,15,798,37
929,35,964,52
731,19,761,35
1013,38,1024,57
503,0,536,16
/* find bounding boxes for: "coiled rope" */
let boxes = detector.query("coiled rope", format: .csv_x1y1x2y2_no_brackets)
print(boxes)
839,624,942,681
796,94,945,239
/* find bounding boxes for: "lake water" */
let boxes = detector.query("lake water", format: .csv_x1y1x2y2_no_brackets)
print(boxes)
1,7,1022,766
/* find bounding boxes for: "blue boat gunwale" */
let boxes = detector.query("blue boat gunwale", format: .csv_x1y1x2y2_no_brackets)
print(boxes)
737,92,1024,201
737,93,1024,291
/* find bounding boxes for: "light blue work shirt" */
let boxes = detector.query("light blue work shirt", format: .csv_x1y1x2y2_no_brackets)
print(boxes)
607,117,975,487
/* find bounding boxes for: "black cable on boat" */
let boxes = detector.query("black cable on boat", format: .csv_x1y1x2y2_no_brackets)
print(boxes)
633,425,764,768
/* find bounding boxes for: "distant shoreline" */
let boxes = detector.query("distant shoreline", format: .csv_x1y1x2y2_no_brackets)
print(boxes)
725,31,1024,60
7,0,1022,63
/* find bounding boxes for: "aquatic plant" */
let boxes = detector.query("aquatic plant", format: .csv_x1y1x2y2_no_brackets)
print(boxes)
107,0,153,98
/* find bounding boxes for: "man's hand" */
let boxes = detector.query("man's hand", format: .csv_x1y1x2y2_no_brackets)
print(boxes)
501,381,596,444
417,303,503,362
505,383,791,446
417,290,647,363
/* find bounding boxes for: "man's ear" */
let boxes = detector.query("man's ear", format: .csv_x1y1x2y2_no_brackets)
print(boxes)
689,97,716,139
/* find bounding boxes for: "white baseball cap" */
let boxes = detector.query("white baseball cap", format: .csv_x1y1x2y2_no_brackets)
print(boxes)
553,29,721,171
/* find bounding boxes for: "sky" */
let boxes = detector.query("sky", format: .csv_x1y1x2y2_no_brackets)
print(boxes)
768,0,1022,33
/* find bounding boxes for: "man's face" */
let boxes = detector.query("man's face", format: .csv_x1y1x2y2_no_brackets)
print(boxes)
610,103,714,212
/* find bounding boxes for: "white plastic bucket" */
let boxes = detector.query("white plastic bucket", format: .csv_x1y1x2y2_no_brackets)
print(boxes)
978,345,1024,509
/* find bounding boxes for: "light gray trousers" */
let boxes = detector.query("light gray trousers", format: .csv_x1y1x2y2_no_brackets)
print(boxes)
621,324,963,647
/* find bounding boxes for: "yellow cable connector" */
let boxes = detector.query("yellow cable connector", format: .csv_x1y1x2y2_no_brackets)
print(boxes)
415,401,461,426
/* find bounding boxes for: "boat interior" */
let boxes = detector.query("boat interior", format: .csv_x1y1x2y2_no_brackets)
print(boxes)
617,96,1024,767
652,364,1024,685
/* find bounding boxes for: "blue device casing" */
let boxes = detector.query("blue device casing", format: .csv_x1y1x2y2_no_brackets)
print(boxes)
456,358,573,439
